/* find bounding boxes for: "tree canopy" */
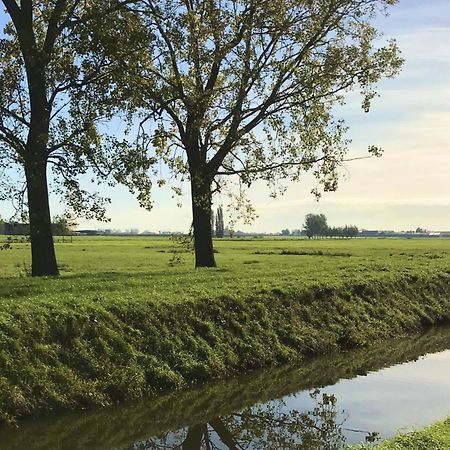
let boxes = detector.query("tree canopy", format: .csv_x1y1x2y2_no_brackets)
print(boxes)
0,0,403,273
303,213,328,238
126,0,402,266
0,0,153,275
302,214,359,239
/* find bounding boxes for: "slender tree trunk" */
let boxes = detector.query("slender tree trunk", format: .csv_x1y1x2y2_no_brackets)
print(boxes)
24,156,59,276
190,170,216,268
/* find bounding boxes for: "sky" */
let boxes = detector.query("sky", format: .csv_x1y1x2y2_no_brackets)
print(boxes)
1,0,449,233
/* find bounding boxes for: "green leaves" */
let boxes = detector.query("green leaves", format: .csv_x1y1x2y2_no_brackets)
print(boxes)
0,0,154,221
127,0,403,221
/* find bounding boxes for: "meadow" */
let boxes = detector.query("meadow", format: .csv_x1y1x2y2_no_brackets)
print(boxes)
1,236,450,304
0,236,450,423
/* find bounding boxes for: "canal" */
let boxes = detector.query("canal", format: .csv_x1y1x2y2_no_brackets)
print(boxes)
1,326,450,449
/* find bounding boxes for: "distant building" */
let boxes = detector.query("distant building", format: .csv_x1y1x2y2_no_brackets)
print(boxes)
77,230,100,236
141,230,158,235
359,230,379,237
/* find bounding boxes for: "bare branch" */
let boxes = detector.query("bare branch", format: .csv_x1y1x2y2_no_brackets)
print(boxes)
0,106,30,127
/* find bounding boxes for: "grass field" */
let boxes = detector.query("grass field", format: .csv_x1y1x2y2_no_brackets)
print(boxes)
0,236,450,423
1,236,450,304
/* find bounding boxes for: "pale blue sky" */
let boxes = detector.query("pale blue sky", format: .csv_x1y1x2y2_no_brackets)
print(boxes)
1,1,449,232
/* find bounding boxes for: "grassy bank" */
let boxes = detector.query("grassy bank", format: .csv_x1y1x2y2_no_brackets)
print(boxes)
2,327,450,449
352,418,450,449
0,237,450,423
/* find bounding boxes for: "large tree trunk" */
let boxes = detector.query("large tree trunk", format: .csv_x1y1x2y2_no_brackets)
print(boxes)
23,50,58,277
190,171,216,268
6,8,59,276
24,156,59,277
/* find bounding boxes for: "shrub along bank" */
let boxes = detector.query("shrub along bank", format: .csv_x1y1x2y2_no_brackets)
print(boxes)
351,418,450,449
1,270,450,424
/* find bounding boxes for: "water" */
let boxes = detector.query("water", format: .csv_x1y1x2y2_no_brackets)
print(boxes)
1,327,450,449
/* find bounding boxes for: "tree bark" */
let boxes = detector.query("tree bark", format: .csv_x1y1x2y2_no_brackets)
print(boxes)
4,3,60,276
24,156,59,276
24,43,59,276
190,170,216,268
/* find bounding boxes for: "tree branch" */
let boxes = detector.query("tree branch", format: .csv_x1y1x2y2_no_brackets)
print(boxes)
0,106,30,127
145,0,185,99
217,154,372,177
42,0,69,56
1,0,20,21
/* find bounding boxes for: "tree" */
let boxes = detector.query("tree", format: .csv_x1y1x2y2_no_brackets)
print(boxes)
281,228,291,236
345,225,359,238
210,209,215,237
303,213,328,239
328,226,342,239
0,0,152,276
128,0,402,267
215,205,225,238
343,225,350,238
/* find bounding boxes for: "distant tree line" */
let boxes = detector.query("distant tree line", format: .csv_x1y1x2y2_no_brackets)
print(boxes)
281,214,359,239
0,215,76,237
281,228,303,236
326,225,359,239
303,214,358,239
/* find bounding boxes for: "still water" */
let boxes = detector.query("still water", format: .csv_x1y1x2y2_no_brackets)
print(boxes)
1,327,450,449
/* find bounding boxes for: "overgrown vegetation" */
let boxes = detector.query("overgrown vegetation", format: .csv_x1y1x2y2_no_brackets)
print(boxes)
350,418,450,449
0,237,449,423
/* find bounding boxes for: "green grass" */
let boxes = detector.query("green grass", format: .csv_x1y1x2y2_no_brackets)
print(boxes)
1,236,449,304
350,418,450,449
0,236,450,423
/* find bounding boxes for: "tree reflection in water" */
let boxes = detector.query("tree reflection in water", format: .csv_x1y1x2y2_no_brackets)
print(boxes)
129,390,375,450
